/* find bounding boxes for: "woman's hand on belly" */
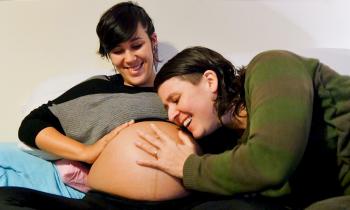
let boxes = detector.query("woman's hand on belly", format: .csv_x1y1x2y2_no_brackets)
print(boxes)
135,123,200,178
82,120,134,164
87,121,190,201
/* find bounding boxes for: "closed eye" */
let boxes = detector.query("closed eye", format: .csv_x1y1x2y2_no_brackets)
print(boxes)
111,47,123,55
132,44,143,50
170,96,179,104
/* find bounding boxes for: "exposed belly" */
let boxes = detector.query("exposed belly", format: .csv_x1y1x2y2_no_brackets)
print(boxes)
87,121,190,201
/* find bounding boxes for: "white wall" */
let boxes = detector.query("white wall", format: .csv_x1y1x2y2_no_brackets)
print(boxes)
0,0,349,142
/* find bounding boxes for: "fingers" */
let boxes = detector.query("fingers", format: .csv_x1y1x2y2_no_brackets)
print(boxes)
111,120,134,135
108,120,134,138
150,123,173,143
127,119,135,125
100,120,134,144
136,159,161,170
135,140,159,159
136,130,163,148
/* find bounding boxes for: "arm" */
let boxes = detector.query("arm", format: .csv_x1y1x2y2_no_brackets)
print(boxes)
18,75,130,163
35,122,132,163
183,51,316,195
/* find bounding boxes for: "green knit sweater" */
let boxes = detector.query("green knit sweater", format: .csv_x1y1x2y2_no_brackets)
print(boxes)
183,50,350,204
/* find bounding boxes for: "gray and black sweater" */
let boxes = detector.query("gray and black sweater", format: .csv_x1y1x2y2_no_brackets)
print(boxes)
18,74,168,150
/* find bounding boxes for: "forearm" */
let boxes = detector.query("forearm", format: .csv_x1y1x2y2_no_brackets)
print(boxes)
18,104,64,148
183,51,316,196
35,127,88,162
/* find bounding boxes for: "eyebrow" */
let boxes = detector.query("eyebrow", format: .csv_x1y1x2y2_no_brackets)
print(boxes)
130,36,142,42
112,36,143,50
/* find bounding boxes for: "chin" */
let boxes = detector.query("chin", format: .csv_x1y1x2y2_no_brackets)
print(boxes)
192,131,204,139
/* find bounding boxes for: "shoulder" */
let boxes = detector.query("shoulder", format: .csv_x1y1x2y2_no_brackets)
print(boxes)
51,74,120,104
245,50,318,82
83,74,121,85
72,74,121,90
248,50,304,69
244,50,317,99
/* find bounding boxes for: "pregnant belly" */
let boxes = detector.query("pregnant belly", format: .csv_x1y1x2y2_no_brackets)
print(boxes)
87,121,190,201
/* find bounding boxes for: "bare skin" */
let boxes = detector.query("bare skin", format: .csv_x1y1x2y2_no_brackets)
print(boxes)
87,121,193,201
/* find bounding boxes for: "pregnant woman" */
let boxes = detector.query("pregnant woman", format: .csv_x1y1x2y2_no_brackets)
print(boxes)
0,2,203,210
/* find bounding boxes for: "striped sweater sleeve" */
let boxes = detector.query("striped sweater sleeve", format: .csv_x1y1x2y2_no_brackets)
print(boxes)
18,75,113,148
183,50,316,196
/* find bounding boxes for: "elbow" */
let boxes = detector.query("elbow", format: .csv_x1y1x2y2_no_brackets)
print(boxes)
17,119,40,148
259,163,292,190
263,172,288,188
17,121,27,143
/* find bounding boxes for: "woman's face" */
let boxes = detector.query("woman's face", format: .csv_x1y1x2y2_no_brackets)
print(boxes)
157,74,222,139
109,23,157,87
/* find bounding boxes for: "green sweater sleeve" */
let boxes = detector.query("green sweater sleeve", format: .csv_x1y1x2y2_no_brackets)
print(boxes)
183,50,317,196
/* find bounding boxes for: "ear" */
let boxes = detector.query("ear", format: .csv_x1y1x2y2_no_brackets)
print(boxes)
150,32,158,47
202,70,218,94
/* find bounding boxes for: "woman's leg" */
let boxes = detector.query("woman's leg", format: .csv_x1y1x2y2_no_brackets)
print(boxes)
0,187,91,210
0,143,84,198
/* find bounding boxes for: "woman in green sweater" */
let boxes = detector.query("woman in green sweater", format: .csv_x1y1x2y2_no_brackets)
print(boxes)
135,46,350,209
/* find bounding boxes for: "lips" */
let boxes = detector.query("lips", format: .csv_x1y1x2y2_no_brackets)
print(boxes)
183,117,192,128
126,62,144,75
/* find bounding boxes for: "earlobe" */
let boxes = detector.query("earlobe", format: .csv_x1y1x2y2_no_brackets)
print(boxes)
203,70,218,93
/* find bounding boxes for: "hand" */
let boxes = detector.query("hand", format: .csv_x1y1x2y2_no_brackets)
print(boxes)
135,123,199,178
82,120,134,164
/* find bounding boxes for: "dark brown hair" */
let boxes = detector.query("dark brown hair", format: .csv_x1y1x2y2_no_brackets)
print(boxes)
154,46,246,120
96,1,158,62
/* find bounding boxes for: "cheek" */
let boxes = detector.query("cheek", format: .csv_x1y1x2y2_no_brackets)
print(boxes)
143,49,154,64
110,55,123,67
197,101,218,129
196,95,215,113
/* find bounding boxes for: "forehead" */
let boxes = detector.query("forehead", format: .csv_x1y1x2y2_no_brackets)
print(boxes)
112,24,149,50
158,77,192,98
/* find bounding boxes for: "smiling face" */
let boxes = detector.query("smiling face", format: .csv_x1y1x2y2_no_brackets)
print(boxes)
157,73,222,139
109,23,157,87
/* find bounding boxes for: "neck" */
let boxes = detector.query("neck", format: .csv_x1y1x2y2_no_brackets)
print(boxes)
221,108,247,135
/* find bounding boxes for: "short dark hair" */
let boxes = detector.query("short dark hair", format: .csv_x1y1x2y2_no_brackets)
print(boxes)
154,46,246,119
96,1,156,58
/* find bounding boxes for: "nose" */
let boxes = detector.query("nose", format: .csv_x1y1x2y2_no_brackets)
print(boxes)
124,50,136,63
168,106,180,124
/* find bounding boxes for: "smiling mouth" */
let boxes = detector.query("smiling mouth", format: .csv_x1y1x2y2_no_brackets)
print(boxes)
126,62,143,72
183,117,192,128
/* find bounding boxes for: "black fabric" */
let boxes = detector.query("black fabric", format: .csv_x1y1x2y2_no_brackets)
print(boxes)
51,74,155,105
0,186,301,210
0,187,201,210
18,104,65,148
17,74,161,149
83,190,203,210
0,187,91,210
192,195,297,210
197,126,240,154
